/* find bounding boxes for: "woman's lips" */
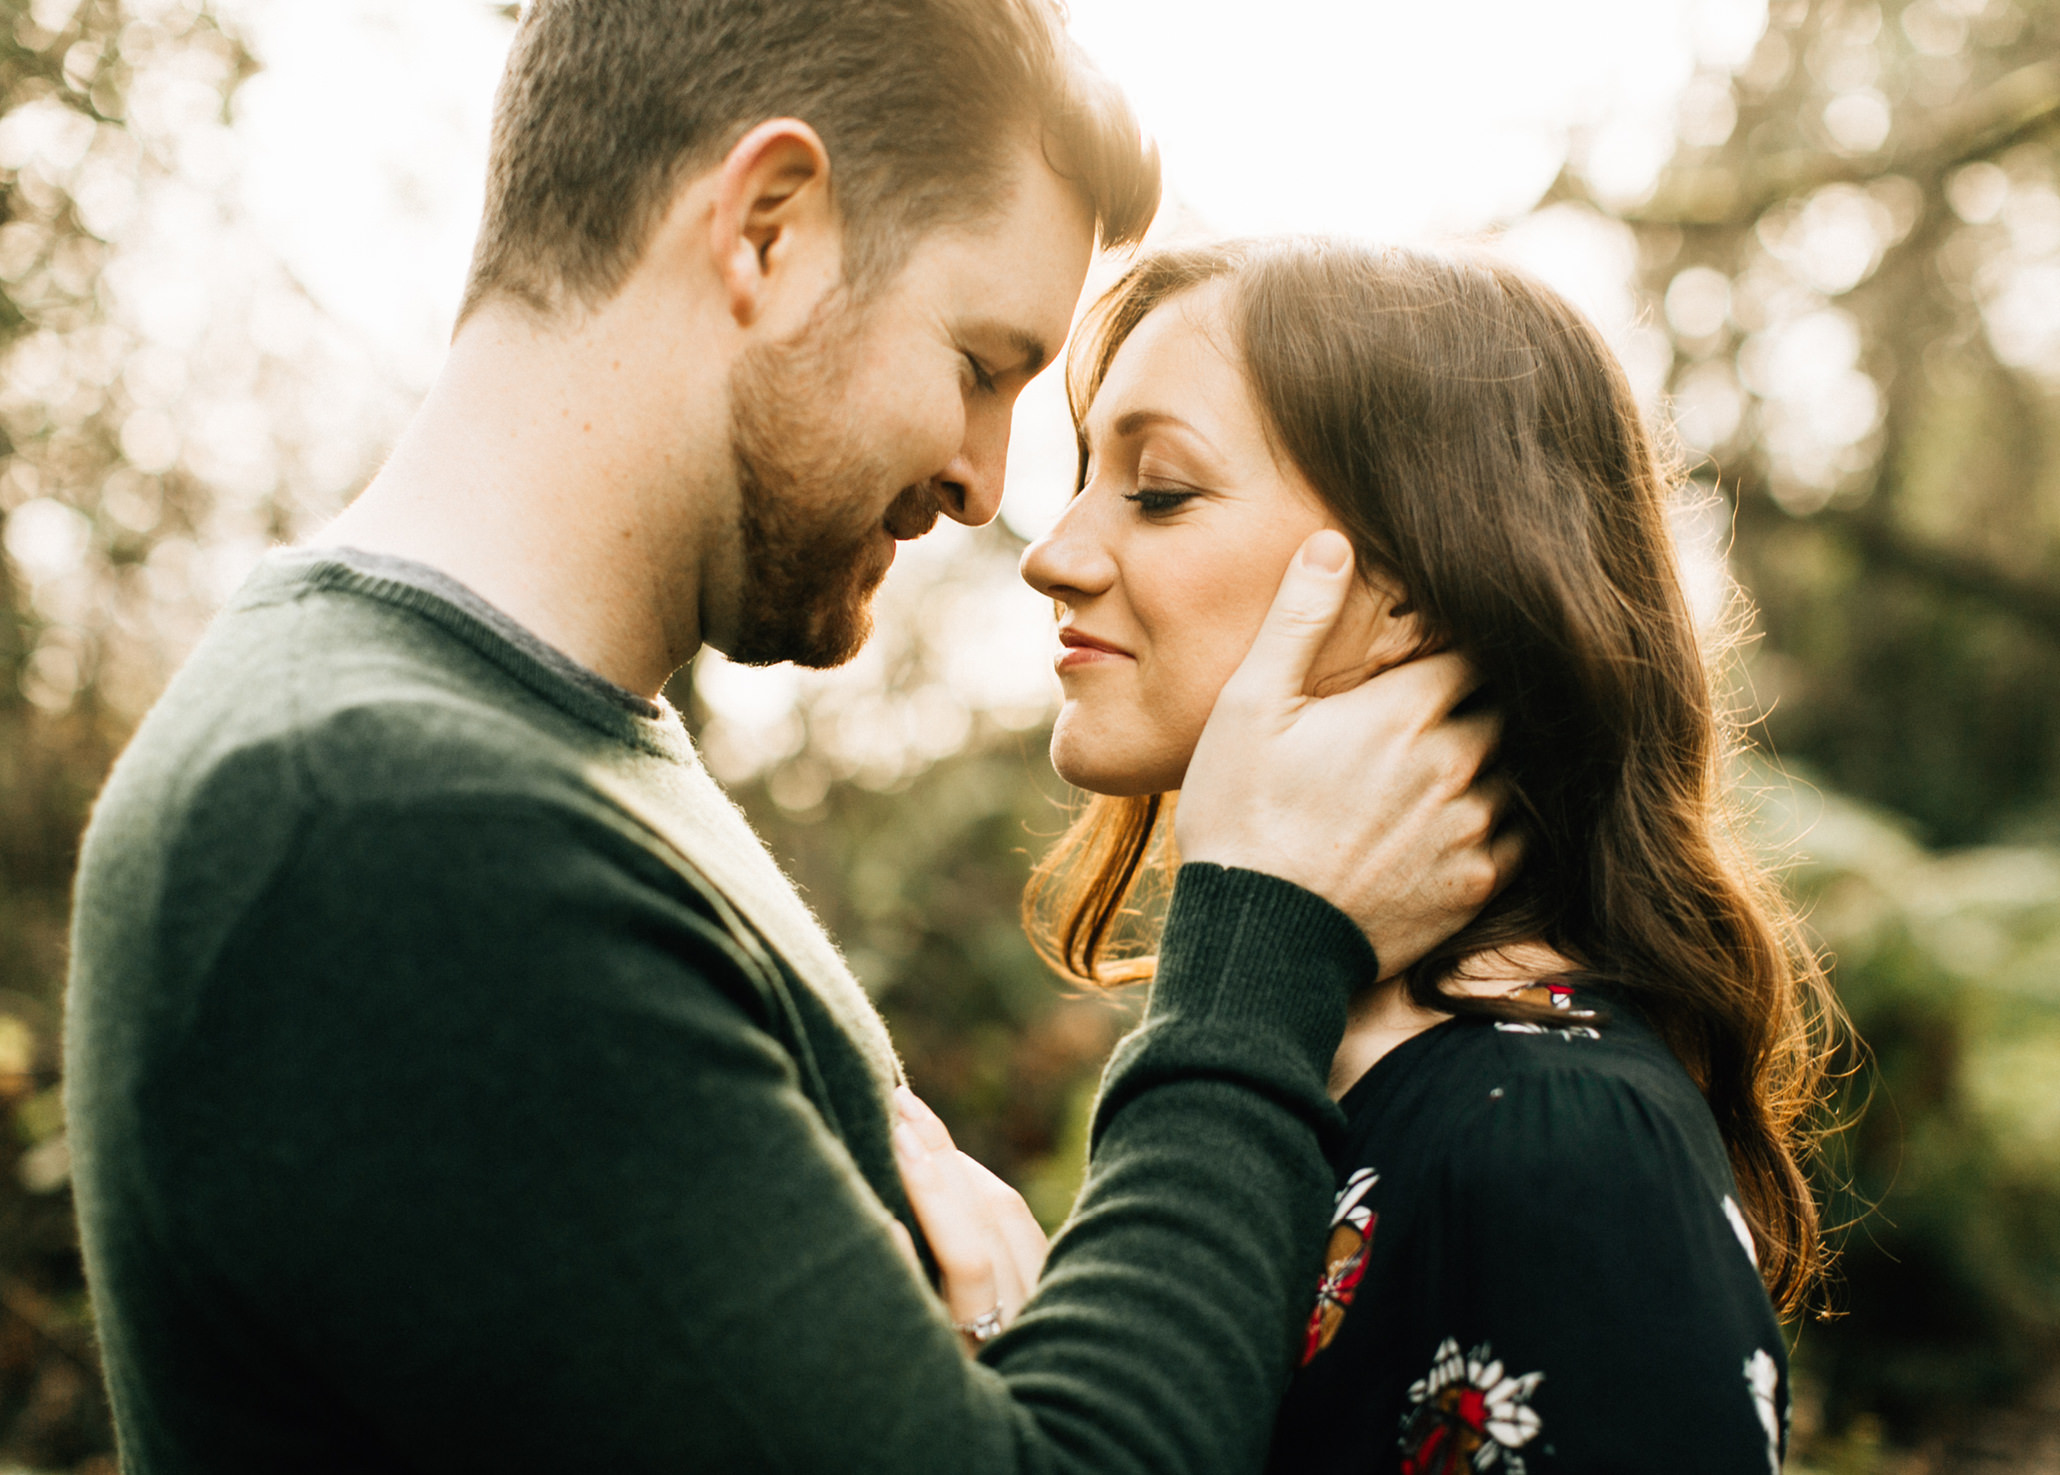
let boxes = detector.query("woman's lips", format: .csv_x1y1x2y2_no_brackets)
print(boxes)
1056,629,1133,672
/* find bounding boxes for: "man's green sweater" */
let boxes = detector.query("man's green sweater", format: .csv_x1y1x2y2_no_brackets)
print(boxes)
65,549,1369,1473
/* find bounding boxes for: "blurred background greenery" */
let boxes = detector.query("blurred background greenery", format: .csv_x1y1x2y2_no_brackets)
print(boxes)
0,0,2056,1470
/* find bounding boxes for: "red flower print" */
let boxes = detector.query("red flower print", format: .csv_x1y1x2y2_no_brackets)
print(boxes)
1300,1168,1378,1366
1398,1337,1545,1474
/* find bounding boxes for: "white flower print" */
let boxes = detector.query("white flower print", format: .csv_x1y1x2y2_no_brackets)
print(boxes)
1745,1348,1782,1475
1723,1195,1759,1269
1493,982,1600,1040
1493,1020,1602,1040
1399,1336,1545,1473
1333,1167,1379,1230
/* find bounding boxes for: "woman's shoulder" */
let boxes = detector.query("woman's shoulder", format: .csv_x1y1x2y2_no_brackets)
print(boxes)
1485,982,1702,1089
1471,993,1738,1203
1365,984,1739,1203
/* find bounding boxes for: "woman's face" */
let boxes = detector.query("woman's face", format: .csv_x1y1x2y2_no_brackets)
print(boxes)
1021,281,1413,796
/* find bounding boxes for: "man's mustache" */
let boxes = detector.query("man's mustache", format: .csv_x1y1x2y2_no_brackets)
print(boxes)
883,482,944,541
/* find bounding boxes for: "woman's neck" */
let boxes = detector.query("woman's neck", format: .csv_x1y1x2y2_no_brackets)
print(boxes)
1326,942,1578,1101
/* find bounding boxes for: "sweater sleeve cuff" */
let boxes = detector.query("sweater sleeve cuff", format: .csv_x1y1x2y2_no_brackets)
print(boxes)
1146,862,1379,1068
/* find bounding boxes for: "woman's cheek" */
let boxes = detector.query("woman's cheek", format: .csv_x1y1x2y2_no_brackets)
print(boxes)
1143,622,1252,784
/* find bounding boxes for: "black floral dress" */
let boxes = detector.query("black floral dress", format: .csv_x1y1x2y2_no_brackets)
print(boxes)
1266,984,1790,1475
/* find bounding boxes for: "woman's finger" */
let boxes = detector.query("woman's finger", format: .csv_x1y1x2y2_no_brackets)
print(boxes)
895,1085,956,1154
894,1122,1000,1327
885,1217,924,1278
1488,824,1527,899
893,1088,1035,1342
899,1088,1019,1303
961,1153,1050,1294
936,1150,1026,1320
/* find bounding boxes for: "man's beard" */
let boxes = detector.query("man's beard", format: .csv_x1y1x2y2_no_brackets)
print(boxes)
724,302,940,669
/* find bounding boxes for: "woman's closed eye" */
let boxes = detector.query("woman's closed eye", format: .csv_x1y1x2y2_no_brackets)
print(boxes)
1123,486,1203,517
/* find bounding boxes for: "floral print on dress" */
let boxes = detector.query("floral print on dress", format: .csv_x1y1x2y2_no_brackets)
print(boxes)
1398,1337,1544,1474
1745,1349,1782,1475
1492,982,1602,1041
1300,1167,1378,1365
1722,1195,1759,1269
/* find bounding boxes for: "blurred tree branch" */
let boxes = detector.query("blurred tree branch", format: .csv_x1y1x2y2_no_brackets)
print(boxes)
1729,463,2060,639
1576,0,2060,845
1549,55,2060,227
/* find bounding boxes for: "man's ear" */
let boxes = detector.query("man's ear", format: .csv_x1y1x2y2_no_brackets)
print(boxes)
708,118,839,330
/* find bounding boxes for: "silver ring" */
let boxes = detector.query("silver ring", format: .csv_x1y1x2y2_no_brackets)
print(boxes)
954,1307,1004,1344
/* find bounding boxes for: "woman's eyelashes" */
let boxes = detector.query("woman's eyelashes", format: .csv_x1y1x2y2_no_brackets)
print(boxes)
1122,485,1204,518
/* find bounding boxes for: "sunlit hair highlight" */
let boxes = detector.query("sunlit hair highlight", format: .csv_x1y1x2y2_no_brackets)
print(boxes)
1023,238,1846,1316
462,0,1160,324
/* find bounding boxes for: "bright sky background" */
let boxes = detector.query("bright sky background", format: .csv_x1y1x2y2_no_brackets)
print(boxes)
219,0,1769,410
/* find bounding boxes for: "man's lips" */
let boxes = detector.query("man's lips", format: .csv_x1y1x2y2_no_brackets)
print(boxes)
1056,628,1133,671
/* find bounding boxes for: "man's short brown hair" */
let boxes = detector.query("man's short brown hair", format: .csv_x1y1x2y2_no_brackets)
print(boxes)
460,0,1162,323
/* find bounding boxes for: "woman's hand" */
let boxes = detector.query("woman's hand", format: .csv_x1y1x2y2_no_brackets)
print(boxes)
889,1086,1049,1353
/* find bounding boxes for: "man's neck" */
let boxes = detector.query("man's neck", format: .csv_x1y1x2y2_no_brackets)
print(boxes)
314,297,736,699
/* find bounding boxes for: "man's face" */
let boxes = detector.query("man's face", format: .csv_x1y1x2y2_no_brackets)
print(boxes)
720,154,1097,669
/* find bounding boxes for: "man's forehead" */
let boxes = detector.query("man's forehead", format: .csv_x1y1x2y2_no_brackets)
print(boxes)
931,159,1096,300
862,159,1093,377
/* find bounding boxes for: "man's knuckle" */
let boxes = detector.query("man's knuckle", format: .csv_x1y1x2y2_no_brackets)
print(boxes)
1431,761,1472,805
1463,857,1498,906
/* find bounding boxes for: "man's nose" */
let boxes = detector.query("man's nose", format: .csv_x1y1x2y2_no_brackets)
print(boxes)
933,460,999,527
934,408,1013,527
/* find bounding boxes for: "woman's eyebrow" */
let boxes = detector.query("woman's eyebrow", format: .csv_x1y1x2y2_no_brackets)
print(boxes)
1120,409,1186,438
1106,408,1226,467
1111,408,1191,438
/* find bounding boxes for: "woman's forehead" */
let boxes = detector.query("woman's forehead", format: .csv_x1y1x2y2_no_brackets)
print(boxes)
1084,283,1257,449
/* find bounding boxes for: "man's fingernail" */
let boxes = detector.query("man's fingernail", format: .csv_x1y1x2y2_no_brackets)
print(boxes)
893,1121,928,1164
1300,530,1350,574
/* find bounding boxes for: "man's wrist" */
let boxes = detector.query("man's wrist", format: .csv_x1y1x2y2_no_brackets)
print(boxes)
1148,863,1378,1063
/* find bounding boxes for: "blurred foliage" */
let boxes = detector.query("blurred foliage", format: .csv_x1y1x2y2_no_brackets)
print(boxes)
1749,773,2060,1468
0,0,2053,1471
1555,0,2060,846
1548,0,2060,1461
0,0,253,1468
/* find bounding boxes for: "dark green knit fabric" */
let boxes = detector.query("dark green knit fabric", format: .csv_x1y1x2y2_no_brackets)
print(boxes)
66,551,1369,1474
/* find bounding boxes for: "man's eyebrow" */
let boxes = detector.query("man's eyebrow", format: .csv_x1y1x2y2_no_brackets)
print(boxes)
964,321,1050,377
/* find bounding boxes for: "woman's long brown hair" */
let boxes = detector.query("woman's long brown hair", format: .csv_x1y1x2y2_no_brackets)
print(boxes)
1023,239,1845,1316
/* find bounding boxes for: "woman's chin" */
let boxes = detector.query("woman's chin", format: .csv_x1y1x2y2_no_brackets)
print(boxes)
1050,724,1188,798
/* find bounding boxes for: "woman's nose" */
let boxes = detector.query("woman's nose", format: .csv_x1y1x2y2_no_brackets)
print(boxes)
1020,496,1116,601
